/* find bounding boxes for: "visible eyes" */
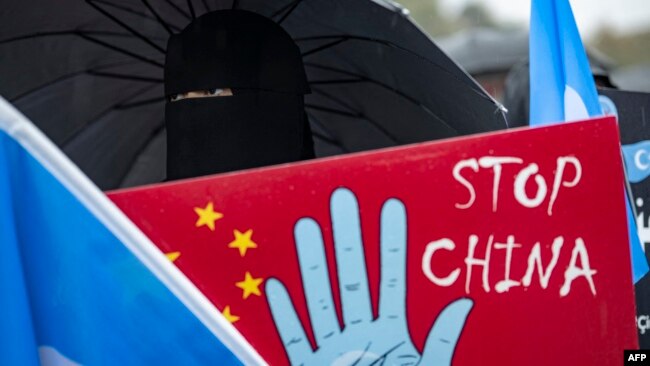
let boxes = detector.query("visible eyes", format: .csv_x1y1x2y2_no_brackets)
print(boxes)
169,88,233,102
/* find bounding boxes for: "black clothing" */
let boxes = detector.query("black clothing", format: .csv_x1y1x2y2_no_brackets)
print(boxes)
164,10,314,180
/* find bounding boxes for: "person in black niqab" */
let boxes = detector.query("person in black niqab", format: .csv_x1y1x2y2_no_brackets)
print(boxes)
164,10,314,181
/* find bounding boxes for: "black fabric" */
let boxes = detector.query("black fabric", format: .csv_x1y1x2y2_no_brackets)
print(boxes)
299,112,315,160
164,10,309,96
165,92,310,180
165,91,313,180
164,9,313,180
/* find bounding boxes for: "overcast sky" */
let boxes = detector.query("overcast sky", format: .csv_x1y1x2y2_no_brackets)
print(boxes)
438,0,650,37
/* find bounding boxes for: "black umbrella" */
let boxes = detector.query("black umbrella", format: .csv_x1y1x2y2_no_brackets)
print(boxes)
0,0,507,190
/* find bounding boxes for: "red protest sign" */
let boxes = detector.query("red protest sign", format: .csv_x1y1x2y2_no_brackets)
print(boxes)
109,116,637,365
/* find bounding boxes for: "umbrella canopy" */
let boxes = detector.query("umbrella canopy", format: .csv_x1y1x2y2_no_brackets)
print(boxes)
0,0,507,190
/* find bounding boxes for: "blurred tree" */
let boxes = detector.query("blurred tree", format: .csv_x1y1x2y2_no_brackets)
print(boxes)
591,27,650,66
398,0,455,36
458,2,497,28
399,0,511,37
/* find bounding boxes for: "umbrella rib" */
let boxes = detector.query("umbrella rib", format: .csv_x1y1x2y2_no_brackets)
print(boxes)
309,78,365,85
76,31,164,68
277,0,303,25
3,29,166,69
9,60,144,103
301,37,349,57
93,0,181,33
200,0,211,12
306,99,400,144
307,103,400,144
270,1,297,19
305,63,458,134
117,122,167,188
116,96,167,110
61,84,160,148
310,87,402,144
140,0,177,35
86,0,166,54
88,70,164,83
306,112,350,153
187,0,196,19
296,35,492,102
310,87,364,115
312,130,348,152
0,30,147,45
163,0,192,20
305,104,360,118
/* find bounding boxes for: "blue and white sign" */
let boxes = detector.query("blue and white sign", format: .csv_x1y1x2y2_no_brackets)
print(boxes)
623,141,650,184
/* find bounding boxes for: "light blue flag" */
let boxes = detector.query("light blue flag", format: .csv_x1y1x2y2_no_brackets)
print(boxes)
529,0,602,126
529,0,649,283
0,98,265,365
622,140,650,184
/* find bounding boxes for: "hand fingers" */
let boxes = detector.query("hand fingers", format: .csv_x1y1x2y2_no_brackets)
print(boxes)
330,188,372,326
378,198,407,323
265,279,311,365
419,298,473,366
295,218,340,346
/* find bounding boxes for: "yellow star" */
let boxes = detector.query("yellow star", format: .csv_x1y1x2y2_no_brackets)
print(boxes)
194,202,223,231
228,229,258,257
235,272,264,299
222,306,240,324
165,251,181,262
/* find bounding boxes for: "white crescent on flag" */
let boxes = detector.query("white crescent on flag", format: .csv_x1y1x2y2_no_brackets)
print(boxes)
564,85,590,122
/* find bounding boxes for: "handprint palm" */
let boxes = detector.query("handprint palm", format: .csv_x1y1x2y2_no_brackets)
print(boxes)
266,188,472,366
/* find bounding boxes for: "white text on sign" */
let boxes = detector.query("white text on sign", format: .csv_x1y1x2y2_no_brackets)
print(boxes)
452,155,582,215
